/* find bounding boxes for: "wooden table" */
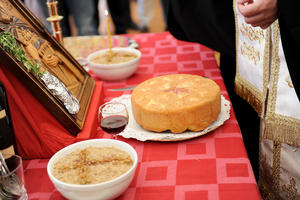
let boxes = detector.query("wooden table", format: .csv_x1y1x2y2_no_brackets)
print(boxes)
23,32,261,200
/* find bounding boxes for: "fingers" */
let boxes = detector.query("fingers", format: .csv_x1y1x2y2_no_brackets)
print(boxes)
245,16,273,29
260,23,272,29
237,0,279,29
244,12,277,27
237,0,254,6
237,0,258,17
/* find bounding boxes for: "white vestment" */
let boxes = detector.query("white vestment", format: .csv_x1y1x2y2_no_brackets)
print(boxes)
234,1,300,199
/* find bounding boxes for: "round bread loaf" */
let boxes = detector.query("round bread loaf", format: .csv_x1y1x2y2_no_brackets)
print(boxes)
131,74,221,133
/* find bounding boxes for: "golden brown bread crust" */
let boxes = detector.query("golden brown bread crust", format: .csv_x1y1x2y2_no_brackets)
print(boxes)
131,74,221,133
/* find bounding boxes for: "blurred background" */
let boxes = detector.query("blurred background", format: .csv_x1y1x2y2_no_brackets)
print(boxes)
128,0,166,33
24,0,167,36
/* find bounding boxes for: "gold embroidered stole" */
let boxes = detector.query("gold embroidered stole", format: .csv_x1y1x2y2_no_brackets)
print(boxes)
265,22,300,147
233,1,300,146
233,0,269,116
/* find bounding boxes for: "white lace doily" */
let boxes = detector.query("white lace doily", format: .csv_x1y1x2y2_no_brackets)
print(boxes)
109,95,231,141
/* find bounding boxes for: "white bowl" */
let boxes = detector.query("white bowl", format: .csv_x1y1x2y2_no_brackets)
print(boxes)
87,47,141,81
47,139,138,200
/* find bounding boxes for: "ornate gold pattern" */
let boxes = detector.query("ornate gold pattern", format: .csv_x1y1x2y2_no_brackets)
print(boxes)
233,0,270,117
273,141,281,194
259,139,300,200
240,22,265,43
282,178,299,200
240,41,261,65
233,28,270,116
258,151,277,200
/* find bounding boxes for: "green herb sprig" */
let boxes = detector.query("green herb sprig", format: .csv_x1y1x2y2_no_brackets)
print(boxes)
0,31,44,78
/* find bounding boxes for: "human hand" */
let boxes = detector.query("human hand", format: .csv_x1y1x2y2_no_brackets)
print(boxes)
44,54,60,67
237,0,279,29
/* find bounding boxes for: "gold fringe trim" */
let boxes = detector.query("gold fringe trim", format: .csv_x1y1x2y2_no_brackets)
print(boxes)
233,0,269,117
264,115,300,147
234,80,263,115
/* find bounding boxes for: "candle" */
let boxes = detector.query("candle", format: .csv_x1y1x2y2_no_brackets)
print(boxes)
105,9,113,58
46,0,63,44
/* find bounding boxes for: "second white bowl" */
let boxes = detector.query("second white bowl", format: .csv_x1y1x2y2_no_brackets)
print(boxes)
87,47,141,81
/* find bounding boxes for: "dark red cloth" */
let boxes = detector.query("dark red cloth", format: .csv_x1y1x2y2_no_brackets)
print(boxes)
0,66,103,159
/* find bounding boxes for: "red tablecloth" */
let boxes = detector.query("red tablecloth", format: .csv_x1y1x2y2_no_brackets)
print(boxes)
23,32,261,200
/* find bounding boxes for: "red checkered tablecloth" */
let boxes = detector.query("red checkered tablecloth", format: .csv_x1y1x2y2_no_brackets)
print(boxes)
23,32,261,200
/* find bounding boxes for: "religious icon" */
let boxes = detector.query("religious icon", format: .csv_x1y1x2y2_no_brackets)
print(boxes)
0,4,85,114
0,6,83,96
0,0,95,134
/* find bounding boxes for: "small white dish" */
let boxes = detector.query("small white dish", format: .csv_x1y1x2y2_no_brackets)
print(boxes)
87,47,141,81
76,57,89,71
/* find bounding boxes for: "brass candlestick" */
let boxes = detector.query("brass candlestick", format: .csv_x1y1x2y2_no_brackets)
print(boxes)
46,0,63,44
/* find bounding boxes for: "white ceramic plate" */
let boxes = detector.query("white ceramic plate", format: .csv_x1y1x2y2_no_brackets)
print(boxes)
108,95,231,142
